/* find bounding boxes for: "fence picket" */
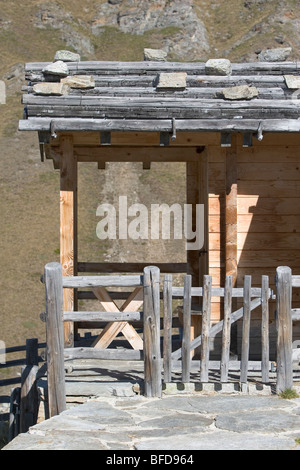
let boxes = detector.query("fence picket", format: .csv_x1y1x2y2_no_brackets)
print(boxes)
163,274,173,383
261,275,270,383
221,275,232,382
200,275,212,383
240,276,252,384
182,275,192,383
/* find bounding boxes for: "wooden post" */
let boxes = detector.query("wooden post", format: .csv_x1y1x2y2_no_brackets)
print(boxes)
182,274,192,383
225,134,238,285
44,262,66,417
60,134,77,347
20,338,39,433
221,275,232,382
276,266,293,393
143,266,162,397
261,275,270,383
163,274,173,383
240,275,251,384
200,275,212,382
186,150,208,356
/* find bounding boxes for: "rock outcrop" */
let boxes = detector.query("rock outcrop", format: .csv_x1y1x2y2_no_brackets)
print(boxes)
91,0,210,61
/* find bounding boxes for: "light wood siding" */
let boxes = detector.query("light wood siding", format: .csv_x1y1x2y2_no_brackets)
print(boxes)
207,133,300,335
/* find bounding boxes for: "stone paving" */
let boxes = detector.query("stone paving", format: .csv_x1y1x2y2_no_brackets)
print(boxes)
3,390,300,451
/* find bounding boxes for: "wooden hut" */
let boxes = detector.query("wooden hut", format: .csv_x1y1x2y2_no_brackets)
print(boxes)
19,57,300,356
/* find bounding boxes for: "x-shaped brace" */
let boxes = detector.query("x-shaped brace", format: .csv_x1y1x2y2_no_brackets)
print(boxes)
91,287,144,350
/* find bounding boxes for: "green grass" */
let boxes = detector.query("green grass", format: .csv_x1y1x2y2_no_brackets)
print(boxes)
279,388,300,399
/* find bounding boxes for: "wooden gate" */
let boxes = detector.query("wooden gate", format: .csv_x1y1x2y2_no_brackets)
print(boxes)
44,263,162,418
163,273,274,390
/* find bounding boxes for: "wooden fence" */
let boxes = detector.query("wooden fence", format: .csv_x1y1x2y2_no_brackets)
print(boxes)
43,262,299,418
44,262,161,417
163,273,273,388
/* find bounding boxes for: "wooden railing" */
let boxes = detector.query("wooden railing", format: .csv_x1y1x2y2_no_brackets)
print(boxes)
43,262,299,418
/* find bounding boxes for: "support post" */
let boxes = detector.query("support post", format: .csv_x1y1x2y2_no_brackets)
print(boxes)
182,275,192,383
59,134,77,347
276,266,293,394
143,266,162,397
44,262,66,417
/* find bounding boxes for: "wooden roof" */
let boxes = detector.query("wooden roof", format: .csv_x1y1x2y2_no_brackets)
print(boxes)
19,61,300,135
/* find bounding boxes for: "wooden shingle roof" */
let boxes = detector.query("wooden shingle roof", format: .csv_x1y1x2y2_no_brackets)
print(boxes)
19,60,300,135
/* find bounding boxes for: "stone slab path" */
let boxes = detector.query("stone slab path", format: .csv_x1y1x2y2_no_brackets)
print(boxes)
3,393,300,451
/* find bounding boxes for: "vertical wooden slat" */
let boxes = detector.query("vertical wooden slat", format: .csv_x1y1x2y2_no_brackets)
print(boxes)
240,275,251,384
60,134,77,347
200,275,212,382
44,262,66,417
276,266,293,393
221,275,232,382
261,275,270,383
182,275,192,383
143,266,162,397
163,274,173,383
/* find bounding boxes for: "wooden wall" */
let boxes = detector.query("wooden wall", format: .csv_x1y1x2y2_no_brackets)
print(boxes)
206,133,300,356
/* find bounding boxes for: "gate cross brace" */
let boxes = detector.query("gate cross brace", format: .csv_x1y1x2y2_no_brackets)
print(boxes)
91,286,144,350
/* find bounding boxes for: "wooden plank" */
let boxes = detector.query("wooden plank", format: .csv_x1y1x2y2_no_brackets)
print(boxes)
62,274,143,288
63,311,143,322
292,276,300,288
19,117,300,133
44,262,66,418
238,197,300,215
163,274,173,383
261,275,270,383
220,276,232,382
60,134,77,347
200,275,212,382
182,275,192,383
240,275,252,384
143,266,162,397
64,347,142,361
276,266,293,393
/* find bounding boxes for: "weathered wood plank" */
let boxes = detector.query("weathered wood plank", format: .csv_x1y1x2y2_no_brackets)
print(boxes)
163,274,173,383
62,274,143,288
44,262,66,418
200,275,212,382
64,347,143,361
261,275,270,383
240,276,252,384
276,266,293,393
220,276,232,382
182,275,192,383
63,311,143,322
19,117,300,133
